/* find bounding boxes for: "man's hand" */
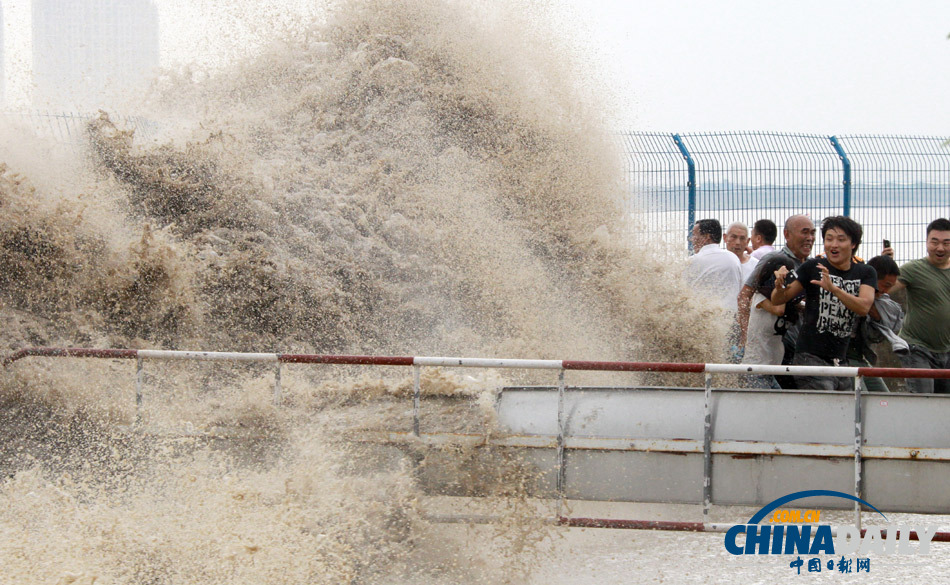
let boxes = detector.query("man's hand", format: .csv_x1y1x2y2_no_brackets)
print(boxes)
773,265,789,289
810,263,836,292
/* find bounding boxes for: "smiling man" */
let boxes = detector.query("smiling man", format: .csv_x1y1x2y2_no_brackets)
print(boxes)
886,218,950,393
736,214,816,385
771,216,877,390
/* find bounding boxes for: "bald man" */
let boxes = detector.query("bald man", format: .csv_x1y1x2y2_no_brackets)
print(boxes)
736,215,816,385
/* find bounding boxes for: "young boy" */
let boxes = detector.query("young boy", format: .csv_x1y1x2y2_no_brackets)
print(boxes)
771,216,877,390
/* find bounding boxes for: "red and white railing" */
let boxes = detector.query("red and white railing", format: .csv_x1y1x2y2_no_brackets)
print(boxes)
6,346,950,377
5,346,950,536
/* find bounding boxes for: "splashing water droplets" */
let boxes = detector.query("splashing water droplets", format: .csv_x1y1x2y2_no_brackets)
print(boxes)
0,1,728,583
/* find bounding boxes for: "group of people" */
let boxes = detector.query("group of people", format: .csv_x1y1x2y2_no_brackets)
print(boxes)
684,214,950,393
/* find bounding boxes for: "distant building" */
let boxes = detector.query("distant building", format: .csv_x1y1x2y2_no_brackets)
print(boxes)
0,3,5,104
32,0,159,111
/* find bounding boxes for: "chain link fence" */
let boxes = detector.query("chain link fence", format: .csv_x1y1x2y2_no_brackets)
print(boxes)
4,119,947,263
623,132,950,263
1,109,158,147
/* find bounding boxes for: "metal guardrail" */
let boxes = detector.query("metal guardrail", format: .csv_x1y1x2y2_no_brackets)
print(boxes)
6,346,950,532
622,132,950,263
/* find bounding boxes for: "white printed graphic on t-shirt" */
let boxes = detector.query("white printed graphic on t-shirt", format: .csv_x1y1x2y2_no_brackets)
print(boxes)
815,275,861,337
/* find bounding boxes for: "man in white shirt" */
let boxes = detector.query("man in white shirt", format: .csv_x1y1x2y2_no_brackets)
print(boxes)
685,219,743,313
725,222,759,283
750,219,778,260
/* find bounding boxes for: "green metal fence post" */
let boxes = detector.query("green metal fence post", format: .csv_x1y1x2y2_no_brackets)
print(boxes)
829,135,852,217
672,134,697,248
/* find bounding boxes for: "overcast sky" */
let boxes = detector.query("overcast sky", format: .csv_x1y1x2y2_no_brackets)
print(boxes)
6,0,950,135
153,0,950,134
560,0,950,134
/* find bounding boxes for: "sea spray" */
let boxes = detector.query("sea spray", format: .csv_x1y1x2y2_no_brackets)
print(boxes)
0,1,732,583
82,0,729,364
0,360,548,584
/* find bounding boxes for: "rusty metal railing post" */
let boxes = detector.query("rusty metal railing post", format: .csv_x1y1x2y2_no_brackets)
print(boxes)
134,357,144,425
703,372,714,524
854,373,864,532
412,365,421,437
273,363,282,406
556,369,567,517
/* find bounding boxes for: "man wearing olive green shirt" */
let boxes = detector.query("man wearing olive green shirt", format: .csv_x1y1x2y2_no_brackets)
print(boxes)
886,218,950,393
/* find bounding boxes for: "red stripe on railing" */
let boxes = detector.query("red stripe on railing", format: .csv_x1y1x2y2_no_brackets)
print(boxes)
278,354,415,366
559,517,950,540
1,349,28,366
858,366,950,379
558,516,706,532
5,347,950,382
2,347,139,366
563,360,707,373
859,528,950,542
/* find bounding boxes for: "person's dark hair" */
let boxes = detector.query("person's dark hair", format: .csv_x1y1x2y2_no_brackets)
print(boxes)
926,218,950,235
820,216,863,255
755,254,795,295
867,255,900,279
695,219,722,244
753,219,777,245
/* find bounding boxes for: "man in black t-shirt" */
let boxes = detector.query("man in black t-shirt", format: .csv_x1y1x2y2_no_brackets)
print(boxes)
771,216,877,390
